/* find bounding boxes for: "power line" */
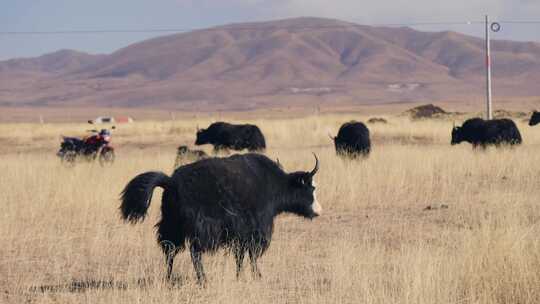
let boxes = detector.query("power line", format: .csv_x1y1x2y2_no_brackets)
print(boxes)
499,20,540,24
0,22,493,36
1,20,539,36
0,29,193,35
372,21,483,26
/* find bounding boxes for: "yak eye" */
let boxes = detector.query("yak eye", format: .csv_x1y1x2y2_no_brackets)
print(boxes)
300,177,315,188
297,177,310,187
290,174,312,188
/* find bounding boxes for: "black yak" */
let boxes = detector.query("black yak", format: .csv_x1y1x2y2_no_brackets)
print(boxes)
120,153,321,283
529,111,540,126
330,121,371,158
451,118,522,148
195,122,266,152
173,145,207,169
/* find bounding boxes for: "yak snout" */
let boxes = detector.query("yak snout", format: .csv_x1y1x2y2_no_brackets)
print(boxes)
311,185,322,217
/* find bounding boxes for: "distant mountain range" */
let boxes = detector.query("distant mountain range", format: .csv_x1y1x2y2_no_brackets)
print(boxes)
1,17,540,110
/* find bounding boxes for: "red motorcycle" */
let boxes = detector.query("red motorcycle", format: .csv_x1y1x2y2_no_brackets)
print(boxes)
57,128,115,166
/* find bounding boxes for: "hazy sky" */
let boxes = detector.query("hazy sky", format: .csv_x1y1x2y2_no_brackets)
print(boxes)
1,0,540,60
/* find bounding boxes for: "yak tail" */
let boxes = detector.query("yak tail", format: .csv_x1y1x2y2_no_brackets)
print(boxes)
120,171,171,224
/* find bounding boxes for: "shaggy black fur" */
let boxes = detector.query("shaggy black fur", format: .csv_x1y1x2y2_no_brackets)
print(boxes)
120,153,320,283
451,118,522,148
330,121,371,158
195,122,266,152
529,111,540,126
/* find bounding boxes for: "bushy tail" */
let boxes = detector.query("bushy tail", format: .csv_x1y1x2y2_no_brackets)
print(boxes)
120,171,171,223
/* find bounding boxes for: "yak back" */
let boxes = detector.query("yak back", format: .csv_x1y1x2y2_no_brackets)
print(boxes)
205,122,266,150
169,153,286,216
461,118,522,145
335,121,371,154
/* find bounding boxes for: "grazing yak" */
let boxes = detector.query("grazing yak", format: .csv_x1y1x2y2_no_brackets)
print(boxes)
195,122,266,152
529,111,540,126
173,145,207,169
329,121,371,158
120,153,321,283
451,118,522,148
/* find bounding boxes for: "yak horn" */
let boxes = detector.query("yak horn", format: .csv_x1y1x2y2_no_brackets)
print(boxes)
309,153,319,177
328,133,335,141
196,125,200,131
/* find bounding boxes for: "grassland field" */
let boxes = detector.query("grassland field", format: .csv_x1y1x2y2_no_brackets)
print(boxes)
1,113,539,304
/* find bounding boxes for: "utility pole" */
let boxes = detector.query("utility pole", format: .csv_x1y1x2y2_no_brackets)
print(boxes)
485,15,493,120
484,15,501,120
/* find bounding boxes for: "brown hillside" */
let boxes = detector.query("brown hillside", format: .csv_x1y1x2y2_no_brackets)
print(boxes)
0,49,105,74
1,17,540,110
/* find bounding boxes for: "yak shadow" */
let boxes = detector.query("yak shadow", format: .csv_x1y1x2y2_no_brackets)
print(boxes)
29,276,186,293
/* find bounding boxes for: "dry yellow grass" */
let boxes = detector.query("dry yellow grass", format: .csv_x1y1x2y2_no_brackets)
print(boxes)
1,114,540,304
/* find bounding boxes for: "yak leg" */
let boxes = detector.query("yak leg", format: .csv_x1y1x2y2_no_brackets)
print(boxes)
190,243,206,284
164,246,179,281
157,222,184,281
213,145,230,155
248,246,262,279
212,146,222,155
159,238,181,281
234,246,246,279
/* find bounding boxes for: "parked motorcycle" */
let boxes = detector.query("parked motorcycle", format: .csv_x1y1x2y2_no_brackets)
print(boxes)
57,128,115,166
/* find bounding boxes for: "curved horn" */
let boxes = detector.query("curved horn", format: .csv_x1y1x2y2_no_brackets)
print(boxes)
328,133,335,141
196,124,200,132
309,153,319,177
276,158,283,169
